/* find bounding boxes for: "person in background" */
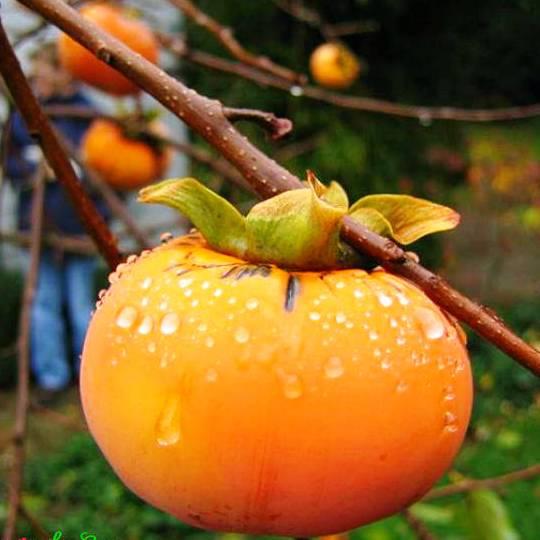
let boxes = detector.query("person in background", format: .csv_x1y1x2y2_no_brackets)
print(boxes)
5,43,109,401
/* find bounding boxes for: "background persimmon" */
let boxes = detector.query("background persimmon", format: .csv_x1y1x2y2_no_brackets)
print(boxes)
309,42,361,89
81,233,472,536
81,119,171,190
57,2,158,95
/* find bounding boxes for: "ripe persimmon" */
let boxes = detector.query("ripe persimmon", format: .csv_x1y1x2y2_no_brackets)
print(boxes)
81,119,171,191
309,42,361,89
81,177,472,536
57,3,158,95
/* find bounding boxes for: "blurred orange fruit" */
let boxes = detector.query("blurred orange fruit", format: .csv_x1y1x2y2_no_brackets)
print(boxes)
309,42,361,89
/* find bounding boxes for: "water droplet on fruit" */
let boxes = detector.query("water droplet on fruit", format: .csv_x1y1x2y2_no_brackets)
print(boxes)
390,318,398,328
246,298,259,310
159,301,169,311
197,323,208,332
141,277,153,289
324,356,344,379
396,336,406,346
335,312,346,324
279,372,303,399
416,307,445,340
354,289,364,299
381,358,391,370
205,368,218,382
396,381,408,393
369,330,379,341
228,297,237,305
205,336,215,348
160,232,173,244
184,289,193,297
160,313,180,335
201,281,210,290
148,342,156,353
377,292,393,307
396,292,410,306
335,281,345,289
191,299,199,307
179,277,193,288
213,288,223,297
156,397,181,446
443,411,459,433
116,306,138,329
309,311,321,321
234,327,250,344
137,315,154,335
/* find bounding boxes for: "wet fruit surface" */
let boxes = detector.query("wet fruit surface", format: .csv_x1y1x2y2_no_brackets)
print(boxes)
81,234,473,536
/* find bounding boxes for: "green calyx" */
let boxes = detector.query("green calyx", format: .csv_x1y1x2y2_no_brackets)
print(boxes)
138,172,460,270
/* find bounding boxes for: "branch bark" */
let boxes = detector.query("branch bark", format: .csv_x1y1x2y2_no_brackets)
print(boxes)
14,0,540,376
0,19,122,269
402,509,438,540
2,169,45,540
424,464,540,501
167,0,306,84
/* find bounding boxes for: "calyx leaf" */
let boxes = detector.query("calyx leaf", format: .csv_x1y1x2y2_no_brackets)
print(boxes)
349,194,460,244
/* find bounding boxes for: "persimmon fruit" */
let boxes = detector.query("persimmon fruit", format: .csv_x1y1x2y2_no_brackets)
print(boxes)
82,239,472,535
309,42,361,89
57,2,158,95
81,119,171,191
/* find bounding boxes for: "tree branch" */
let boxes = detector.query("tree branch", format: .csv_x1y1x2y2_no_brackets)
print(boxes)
2,168,45,540
224,106,293,140
402,509,438,540
423,464,540,501
15,0,540,377
159,32,540,122
0,19,122,269
167,0,306,84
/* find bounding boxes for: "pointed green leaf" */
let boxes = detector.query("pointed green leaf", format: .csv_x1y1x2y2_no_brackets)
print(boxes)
138,178,247,256
348,207,394,238
245,179,347,269
466,490,520,540
306,170,349,210
349,194,460,244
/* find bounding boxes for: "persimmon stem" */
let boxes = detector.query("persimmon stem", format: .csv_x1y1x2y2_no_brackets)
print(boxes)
13,0,540,376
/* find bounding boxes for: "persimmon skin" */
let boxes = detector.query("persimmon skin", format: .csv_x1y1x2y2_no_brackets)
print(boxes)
81,234,472,536
81,119,171,191
57,3,158,96
309,42,361,89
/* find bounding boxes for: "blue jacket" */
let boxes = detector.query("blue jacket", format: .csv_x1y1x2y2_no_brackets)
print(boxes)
6,91,110,235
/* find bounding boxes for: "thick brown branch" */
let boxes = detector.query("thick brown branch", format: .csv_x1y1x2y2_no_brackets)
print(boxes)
224,106,293,140
167,0,306,84
0,20,121,269
423,464,540,501
160,32,540,122
17,0,540,376
2,170,45,540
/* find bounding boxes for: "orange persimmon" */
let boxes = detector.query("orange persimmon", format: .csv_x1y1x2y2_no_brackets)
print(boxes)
309,42,361,89
82,238,472,536
58,2,158,95
81,119,171,190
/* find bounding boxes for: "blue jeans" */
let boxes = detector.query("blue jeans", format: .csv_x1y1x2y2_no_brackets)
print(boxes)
31,250,96,390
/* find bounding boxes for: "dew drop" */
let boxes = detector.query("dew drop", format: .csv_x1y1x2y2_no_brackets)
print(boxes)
279,373,303,399
416,307,446,340
234,327,250,344
228,297,237,305
396,336,406,346
396,381,408,393
354,289,364,299
324,356,345,379
213,288,223,297
335,281,345,289
191,299,199,307
246,298,259,310
309,311,321,321
335,312,347,324
201,281,210,290
184,289,193,297
148,342,156,353
160,313,180,335
197,322,208,332
141,297,149,307
137,315,154,335
374,348,382,358
141,277,153,289
156,397,181,446
179,277,193,288
116,306,138,329
390,318,398,328
377,292,393,307
381,358,391,370
205,367,218,382
205,336,215,348
289,85,303,97
369,330,379,341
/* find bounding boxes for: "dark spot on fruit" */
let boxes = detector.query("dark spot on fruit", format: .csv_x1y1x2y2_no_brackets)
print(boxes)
285,275,301,312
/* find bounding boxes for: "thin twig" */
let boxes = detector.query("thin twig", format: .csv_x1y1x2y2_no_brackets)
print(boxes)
160,32,540,123
402,509,437,540
17,0,540,376
0,19,122,269
19,505,49,540
224,106,293,140
167,0,306,84
2,168,45,540
423,464,540,501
